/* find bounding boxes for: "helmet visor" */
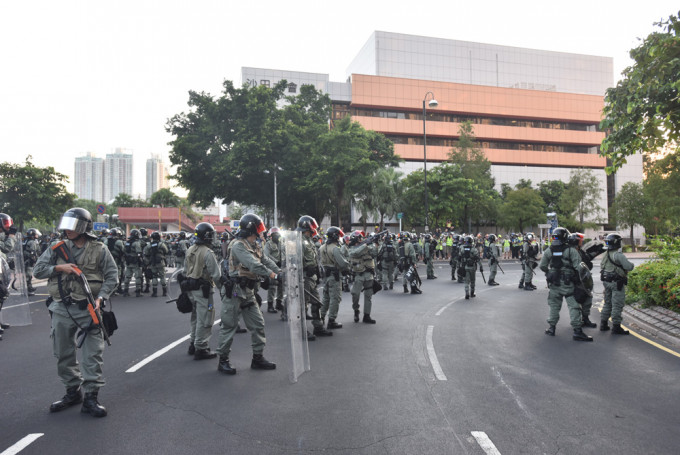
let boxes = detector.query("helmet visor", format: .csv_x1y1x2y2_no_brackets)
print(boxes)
256,220,266,235
58,215,88,233
1,216,13,231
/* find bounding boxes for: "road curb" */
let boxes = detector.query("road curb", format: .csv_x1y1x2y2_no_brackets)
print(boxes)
623,306,680,348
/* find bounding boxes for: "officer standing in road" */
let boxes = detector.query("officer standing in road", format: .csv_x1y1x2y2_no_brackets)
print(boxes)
378,233,397,290
568,232,599,329
424,234,437,279
538,227,592,341
216,214,278,375
319,226,350,329
398,232,421,294
298,216,333,337
487,234,501,286
23,228,41,295
185,222,221,359
144,231,169,297
520,233,540,290
33,208,118,417
600,233,635,334
449,234,461,281
460,235,482,300
0,213,18,338
176,231,189,269
349,230,379,322
263,226,283,314
138,228,152,293
106,228,125,294
122,229,144,297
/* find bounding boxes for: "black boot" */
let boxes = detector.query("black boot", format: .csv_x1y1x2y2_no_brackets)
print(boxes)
573,327,593,342
545,324,556,336
194,349,217,360
251,353,276,370
50,386,82,413
81,391,107,417
488,280,500,286
524,281,535,291
135,289,142,298
612,324,630,335
267,302,277,313
306,331,316,341
470,291,476,298
236,325,247,333
275,299,283,311
217,356,236,375
465,292,469,300
327,318,343,329
389,283,393,290
143,284,150,293
582,315,597,328
362,314,376,324
404,284,409,294
411,286,422,294
187,342,195,356
518,281,524,289
600,320,610,331
313,326,333,336
162,286,168,297
122,288,130,297
151,287,158,297
354,309,360,323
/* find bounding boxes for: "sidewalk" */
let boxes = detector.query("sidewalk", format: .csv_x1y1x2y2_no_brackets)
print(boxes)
624,304,680,348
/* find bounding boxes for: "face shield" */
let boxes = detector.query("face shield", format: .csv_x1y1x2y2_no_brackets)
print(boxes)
58,214,88,234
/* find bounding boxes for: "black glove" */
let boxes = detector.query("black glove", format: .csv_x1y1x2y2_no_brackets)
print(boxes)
8,226,17,235
479,266,484,273
275,271,285,284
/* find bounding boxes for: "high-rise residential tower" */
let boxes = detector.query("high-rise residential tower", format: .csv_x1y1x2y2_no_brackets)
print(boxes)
104,148,133,203
146,154,169,199
74,152,104,202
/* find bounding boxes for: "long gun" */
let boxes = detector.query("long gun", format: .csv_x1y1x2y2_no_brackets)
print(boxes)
361,230,389,246
51,241,111,347
478,258,487,284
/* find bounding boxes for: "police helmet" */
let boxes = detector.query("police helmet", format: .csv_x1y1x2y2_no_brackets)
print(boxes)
100,228,110,237
551,227,570,246
568,232,585,247
129,229,141,241
343,234,351,245
58,208,96,239
605,233,623,251
488,234,496,243
111,227,123,238
194,222,215,243
269,226,281,241
151,231,161,242
525,233,535,242
139,228,148,237
26,228,42,239
238,214,266,238
179,231,187,240
326,226,345,243
0,213,13,233
349,230,364,246
297,215,319,235
424,234,431,241
465,235,474,245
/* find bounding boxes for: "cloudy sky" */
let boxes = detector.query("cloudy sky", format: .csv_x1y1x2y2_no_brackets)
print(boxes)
0,0,676,196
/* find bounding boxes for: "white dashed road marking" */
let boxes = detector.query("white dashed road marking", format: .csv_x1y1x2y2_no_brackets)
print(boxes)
471,431,502,455
426,325,447,380
1,434,44,455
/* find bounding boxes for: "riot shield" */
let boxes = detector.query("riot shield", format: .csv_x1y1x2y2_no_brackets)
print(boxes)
1,233,32,326
282,230,310,383
584,239,606,259
577,262,594,293
166,268,184,303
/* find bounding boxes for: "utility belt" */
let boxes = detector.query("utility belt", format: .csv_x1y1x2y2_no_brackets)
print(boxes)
60,296,89,310
323,266,340,281
601,271,627,290
238,276,258,290
181,276,212,298
546,269,575,286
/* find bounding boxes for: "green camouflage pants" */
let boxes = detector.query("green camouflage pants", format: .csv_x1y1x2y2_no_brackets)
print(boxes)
352,271,374,314
602,281,626,325
217,294,266,356
546,284,583,329
189,289,216,350
321,274,342,320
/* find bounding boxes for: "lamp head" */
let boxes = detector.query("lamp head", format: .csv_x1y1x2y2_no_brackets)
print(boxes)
428,99,438,108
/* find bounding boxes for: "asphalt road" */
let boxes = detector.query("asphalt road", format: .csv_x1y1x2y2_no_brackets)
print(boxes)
2,259,679,455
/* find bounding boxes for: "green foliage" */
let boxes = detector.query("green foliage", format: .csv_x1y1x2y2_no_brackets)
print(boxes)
0,157,76,231
150,188,181,207
613,182,646,251
600,12,680,172
560,168,604,231
643,150,680,235
354,167,403,230
627,237,680,311
537,180,568,217
498,187,545,232
111,193,147,208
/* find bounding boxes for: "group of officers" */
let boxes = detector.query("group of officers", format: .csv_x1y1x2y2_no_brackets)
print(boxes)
0,207,635,419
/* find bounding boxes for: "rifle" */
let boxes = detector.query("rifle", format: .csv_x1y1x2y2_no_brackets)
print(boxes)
304,288,323,305
478,259,487,284
51,241,111,347
361,230,389,246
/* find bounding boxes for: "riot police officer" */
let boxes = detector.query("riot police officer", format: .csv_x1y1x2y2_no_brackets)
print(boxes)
398,232,420,294
216,214,278,374
106,228,125,294
263,227,283,313
138,228,152,293
23,228,41,295
424,234,437,279
487,234,501,286
568,232,598,329
298,216,332,337
600,233,634,334
175,231,189,269
349,230,379,322
460,235,482,299
378,233,397,290
520,233,540,290
122,230,143,297
319,226,350,328
144,231,169,297
538,227,592,341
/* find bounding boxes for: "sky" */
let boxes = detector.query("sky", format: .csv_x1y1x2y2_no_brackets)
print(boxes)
0,0,677,197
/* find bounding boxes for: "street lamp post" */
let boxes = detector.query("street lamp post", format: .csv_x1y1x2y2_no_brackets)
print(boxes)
423,92,438,232
264,165,283,227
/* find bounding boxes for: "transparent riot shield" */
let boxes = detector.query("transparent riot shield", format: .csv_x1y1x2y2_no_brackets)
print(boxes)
166,268,184,303
578,262,594,293
0,233,32,326
282,230,310,383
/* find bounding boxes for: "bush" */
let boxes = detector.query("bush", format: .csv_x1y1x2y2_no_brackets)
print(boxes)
626,236,680,311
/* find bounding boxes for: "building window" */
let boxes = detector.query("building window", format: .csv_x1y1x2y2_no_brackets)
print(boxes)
288,82,297,93
260,80,270,87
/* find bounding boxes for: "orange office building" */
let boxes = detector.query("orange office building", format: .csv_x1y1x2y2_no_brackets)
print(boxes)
242,31,643,237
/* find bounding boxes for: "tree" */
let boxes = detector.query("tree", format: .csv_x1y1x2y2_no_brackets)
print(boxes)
0,157,75,232
643,151,680,235
537,180,568,216
600,12,680,172
498,187,545,233
448,121,498,231
560,168,604,231
150,188,181,207
613,182,646,252
354,167,403,230
111,193,146,208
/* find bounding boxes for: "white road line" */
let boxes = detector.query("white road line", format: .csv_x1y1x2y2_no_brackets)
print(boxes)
1,433,44,455
426,325,447,381
435,301,454,316
126,319,221,373
471,431,501,455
